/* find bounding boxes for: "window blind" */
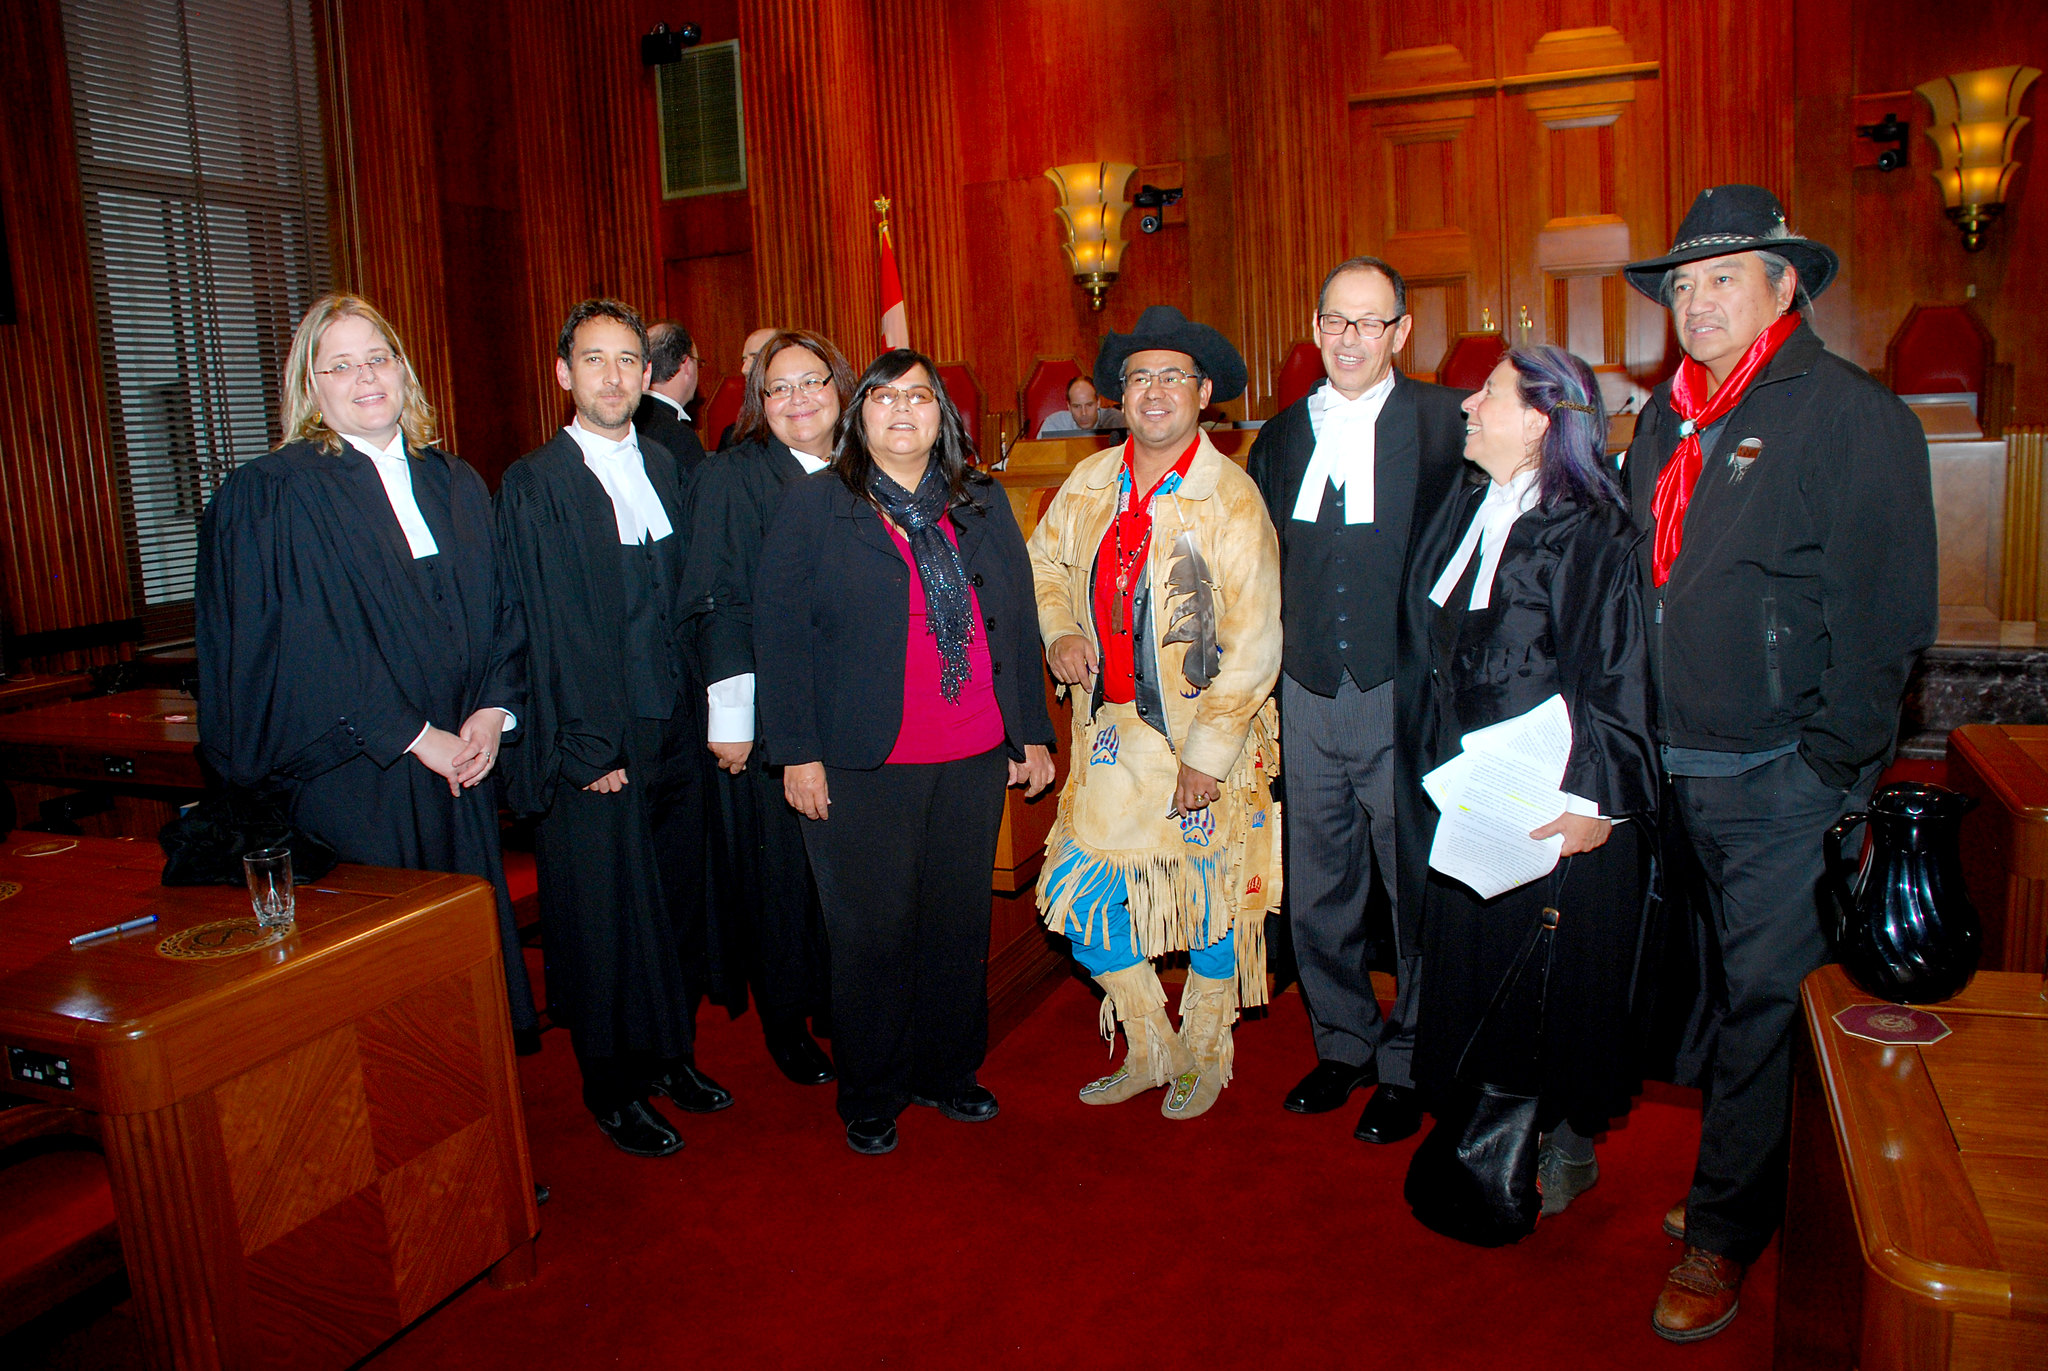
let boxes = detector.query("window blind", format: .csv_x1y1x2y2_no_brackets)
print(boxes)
60,0,329,623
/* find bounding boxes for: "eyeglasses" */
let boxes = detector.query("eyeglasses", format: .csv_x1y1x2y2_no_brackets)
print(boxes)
866,384,937,409
1316,312,1403,338
313,354,394,380
1120,368,1203,392
764,375,832,402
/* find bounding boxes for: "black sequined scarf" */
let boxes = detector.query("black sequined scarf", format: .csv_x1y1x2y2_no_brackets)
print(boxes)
870,462,974,701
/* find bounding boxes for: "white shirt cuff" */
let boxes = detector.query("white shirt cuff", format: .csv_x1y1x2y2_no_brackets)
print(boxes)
1562,792,1603,820
496,708,518,731
707,673,756,743
406,720,433,754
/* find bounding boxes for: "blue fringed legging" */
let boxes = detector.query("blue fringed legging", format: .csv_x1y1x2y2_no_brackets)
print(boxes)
1056,859,1236,980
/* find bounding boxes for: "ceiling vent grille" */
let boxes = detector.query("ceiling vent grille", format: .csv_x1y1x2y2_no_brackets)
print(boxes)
657,40,745,199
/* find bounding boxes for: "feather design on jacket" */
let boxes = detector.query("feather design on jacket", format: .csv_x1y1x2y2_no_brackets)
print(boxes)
1161,530,1221,692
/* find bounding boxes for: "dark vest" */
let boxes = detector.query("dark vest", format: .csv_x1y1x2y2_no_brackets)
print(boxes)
620,531,684,720
1281,399,1420,694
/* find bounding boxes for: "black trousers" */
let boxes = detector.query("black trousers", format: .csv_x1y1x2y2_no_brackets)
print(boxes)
1671,750,1879,1264
800,747,1008,1123
535,711,703,1116
713,751,830,1026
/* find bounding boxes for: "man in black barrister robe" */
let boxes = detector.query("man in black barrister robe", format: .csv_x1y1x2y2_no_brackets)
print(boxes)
497,299,731,1158
1246,256,1469,1146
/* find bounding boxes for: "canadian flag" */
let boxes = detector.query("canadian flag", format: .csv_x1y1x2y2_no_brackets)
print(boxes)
876,197,908,350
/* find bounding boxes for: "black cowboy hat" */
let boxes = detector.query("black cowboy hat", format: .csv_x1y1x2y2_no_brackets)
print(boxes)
1623,184,1839,303
1093,305,1248,404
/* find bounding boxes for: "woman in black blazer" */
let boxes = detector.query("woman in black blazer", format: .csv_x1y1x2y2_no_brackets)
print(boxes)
756,348,1055,1155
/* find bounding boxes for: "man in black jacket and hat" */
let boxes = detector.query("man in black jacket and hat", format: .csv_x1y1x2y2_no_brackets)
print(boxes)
497,299,733,1159
1621,187,1937,1341
1246,257,1468,1146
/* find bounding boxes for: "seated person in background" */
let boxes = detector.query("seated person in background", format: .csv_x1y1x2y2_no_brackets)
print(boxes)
1037,376,1126,437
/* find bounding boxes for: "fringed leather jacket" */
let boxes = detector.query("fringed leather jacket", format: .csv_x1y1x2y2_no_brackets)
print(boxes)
1027,432,1283,782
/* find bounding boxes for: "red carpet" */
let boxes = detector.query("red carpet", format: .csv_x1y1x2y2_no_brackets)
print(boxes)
357,960,1775,1370
10,949,1776,1369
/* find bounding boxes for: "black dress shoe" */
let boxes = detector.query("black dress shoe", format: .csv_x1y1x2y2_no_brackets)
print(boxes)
845,1116,898,1155
765,1027,836,1086
1353,1083,1423,1145
1284,1059,1376,1114
512,1027,544,1057
909,1084,1000,1122
534,1183,551,1206
594,1099,685,1157
649,1063,734,1113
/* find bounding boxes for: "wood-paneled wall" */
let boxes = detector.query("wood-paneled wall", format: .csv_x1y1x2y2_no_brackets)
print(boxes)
0,0,130,667
318,0,461,452
1807,0,2046,426
6,0,2047,661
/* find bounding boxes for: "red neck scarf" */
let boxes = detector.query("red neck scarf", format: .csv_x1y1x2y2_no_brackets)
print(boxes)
1650,312,1802,586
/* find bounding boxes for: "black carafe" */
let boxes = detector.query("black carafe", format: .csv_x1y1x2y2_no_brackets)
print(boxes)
1825,783,1982,1004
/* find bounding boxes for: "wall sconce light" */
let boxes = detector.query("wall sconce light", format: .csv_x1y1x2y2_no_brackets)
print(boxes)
1916,65,2039,252
1046,162,1136,311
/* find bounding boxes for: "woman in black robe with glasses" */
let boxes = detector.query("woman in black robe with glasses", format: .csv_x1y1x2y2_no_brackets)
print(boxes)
1395,344,1658,1220
196,293,536,1039
754,349,1056,1156
681,329,855,1087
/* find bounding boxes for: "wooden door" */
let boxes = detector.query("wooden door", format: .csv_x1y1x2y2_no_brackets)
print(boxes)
1349,1,1504,380
1496,2,1668,412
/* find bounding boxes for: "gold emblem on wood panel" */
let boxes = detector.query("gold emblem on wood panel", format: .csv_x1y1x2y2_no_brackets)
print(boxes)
0,880,19,901
158,918,286,960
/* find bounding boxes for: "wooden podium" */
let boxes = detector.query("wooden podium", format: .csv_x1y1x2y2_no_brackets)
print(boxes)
0,836,538,1369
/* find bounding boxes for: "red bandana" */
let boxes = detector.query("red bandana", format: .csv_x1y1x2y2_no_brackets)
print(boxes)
1650,312,1802,586
1092,435,1200,703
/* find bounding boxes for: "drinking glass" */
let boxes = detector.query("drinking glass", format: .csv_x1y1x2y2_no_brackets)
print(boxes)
243,846,295,929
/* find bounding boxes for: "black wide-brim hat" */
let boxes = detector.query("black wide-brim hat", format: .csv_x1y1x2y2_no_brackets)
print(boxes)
1093,305,1248,404
1623,184,1839,302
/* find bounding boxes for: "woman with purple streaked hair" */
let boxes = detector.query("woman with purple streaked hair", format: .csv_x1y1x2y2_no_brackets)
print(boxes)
1391,344,1660,1228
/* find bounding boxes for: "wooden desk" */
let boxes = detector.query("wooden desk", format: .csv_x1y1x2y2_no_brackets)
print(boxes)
0,837,538,1370
1946,724,2048,973
1776,964,2048,1370
0,686,203,791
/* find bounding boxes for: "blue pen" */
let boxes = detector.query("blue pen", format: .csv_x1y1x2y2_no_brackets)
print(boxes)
69,913,160,946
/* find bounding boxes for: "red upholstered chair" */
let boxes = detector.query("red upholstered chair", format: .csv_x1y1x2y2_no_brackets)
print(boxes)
1436,332,1509,392
702,374,748,448
1885,304,2007,433
1022,358,1084,439
934,362,984,459
1273,341,1325,413
0,1100,124,1338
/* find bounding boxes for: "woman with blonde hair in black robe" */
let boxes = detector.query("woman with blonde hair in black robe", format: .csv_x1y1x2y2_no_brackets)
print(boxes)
196,292,536,1037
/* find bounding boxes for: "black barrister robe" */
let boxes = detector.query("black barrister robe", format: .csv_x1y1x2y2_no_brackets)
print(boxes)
495,432,704,1068
1394,477,1660,1134
195,438,536,1030
679,436,829,1026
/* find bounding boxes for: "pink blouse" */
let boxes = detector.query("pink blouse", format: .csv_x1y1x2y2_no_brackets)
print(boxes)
884,520,1005,764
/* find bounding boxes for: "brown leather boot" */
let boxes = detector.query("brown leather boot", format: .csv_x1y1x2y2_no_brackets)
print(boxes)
1080,964,1192,1105
1161,971,1237,1121
1652,1245,1745,1342
1663,1198,1687,1240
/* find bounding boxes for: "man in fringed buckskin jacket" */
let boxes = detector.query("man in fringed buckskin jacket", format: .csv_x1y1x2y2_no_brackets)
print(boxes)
1029,306,1283,1123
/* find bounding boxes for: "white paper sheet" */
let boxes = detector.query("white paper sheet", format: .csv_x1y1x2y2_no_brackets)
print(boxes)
1422,694,1575,899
